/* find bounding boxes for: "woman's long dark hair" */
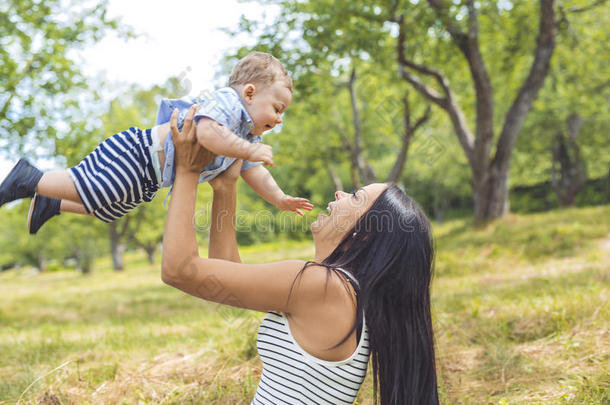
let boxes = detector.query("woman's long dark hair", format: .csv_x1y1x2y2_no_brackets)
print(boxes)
300,184,439,404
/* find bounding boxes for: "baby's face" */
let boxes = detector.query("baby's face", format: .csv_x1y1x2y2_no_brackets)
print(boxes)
244,80,292,136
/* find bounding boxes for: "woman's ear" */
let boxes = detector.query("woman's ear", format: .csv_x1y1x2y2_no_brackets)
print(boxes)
242,83,257,104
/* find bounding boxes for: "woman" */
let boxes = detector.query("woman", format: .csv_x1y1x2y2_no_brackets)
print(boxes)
162,106,439,404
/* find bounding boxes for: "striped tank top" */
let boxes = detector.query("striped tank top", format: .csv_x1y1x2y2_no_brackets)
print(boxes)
252,269,370,404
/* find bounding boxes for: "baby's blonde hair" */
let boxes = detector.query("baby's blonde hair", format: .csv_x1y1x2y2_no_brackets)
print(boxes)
228,52,292,92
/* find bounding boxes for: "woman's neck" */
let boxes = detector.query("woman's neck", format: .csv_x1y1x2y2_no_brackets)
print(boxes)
313,236,340,263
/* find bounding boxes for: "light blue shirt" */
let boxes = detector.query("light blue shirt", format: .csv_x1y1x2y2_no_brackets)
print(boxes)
155,87,263,188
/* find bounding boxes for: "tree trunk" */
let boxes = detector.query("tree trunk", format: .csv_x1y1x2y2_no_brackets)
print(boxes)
348,68,377,185
473,167,510,221
80,250,93,274
109,222,125,271
327,164,343,191
111,242,125,271
73,246,93,274
36,253,47,272
432,190,449,224
551,113,587,206
144,245,156,265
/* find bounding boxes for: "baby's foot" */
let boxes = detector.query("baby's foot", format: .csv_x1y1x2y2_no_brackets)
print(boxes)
0,159,44,207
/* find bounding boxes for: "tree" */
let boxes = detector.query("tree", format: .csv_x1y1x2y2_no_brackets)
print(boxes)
131,201,167,265
0,199,106,273
391,0,558,220
551,113,587,206
230,0,606,220
0,0,126,158
512,2,609,204
227,3,434,192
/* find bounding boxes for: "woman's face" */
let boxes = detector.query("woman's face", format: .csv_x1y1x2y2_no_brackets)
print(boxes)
311,183,389,241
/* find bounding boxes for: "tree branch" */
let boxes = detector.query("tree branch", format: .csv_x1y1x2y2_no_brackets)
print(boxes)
395,13,475,164
0,59,37,120
348,67,376,183
396,15,453,99
387,94,431,183
557,0,607,27
326,163,343,191
428,0,495,175
332,107,361,187
493,0,557,172
567,0,607,13
0,94,15,122
412,104,432,134
427,0,469,48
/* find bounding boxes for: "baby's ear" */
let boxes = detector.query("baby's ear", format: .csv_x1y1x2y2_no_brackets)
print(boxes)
243,83,256,102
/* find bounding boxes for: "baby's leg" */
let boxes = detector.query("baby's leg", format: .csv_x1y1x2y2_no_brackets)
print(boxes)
27,195,92,235
36,170,82,204
60,200,93,216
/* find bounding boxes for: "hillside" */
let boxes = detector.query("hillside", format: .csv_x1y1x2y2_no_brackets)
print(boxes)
1,206,608,404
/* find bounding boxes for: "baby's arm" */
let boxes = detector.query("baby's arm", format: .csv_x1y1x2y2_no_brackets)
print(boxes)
240,165,313,216
196,118,274,167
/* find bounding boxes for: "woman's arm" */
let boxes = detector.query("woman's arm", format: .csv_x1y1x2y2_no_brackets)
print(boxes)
161,105,212,282
161,106,341,313
208,160,243,263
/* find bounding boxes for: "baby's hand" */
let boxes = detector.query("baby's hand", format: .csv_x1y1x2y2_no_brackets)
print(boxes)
276,195,314,216
247,143,274,167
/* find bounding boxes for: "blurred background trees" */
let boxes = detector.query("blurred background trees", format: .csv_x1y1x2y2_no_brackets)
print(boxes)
0,0,608,272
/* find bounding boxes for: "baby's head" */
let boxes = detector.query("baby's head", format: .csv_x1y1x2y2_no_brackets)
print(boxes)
229,52,293,135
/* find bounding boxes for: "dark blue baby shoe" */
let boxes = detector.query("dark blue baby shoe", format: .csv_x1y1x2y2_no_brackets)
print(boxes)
28,194,61,235
0,159,44,207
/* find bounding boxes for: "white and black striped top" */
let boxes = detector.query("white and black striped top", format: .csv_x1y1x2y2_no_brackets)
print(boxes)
252,270,370,404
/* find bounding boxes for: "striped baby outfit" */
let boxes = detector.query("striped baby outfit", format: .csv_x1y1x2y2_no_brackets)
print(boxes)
69,127,159,222
252,269,370,404
69,87,264,223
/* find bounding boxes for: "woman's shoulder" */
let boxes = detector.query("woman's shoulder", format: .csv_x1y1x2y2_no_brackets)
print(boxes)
285,262,356,312
289,261,344,287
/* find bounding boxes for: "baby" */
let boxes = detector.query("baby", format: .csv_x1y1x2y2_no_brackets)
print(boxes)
0,52,313,233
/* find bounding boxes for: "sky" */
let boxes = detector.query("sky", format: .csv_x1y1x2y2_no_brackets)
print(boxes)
78,0,278,96
1,0,279,178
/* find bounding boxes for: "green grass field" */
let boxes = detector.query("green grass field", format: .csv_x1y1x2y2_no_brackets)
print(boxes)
1,206,609,404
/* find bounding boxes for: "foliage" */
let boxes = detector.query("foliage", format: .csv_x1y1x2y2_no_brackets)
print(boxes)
1,0,608,265
513,3,610,186
224,0,609,220
0,0,128,158
0,199,107,273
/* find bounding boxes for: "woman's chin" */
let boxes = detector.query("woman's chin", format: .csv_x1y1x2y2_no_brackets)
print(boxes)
310,213,329,233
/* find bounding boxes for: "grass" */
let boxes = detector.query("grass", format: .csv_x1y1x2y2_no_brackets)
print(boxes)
1,207,609,404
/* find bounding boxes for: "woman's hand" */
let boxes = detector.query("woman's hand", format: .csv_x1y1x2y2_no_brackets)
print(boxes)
209,158,243,192
171,104,215,174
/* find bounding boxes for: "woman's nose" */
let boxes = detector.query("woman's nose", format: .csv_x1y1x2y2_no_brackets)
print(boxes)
335,191,347,200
